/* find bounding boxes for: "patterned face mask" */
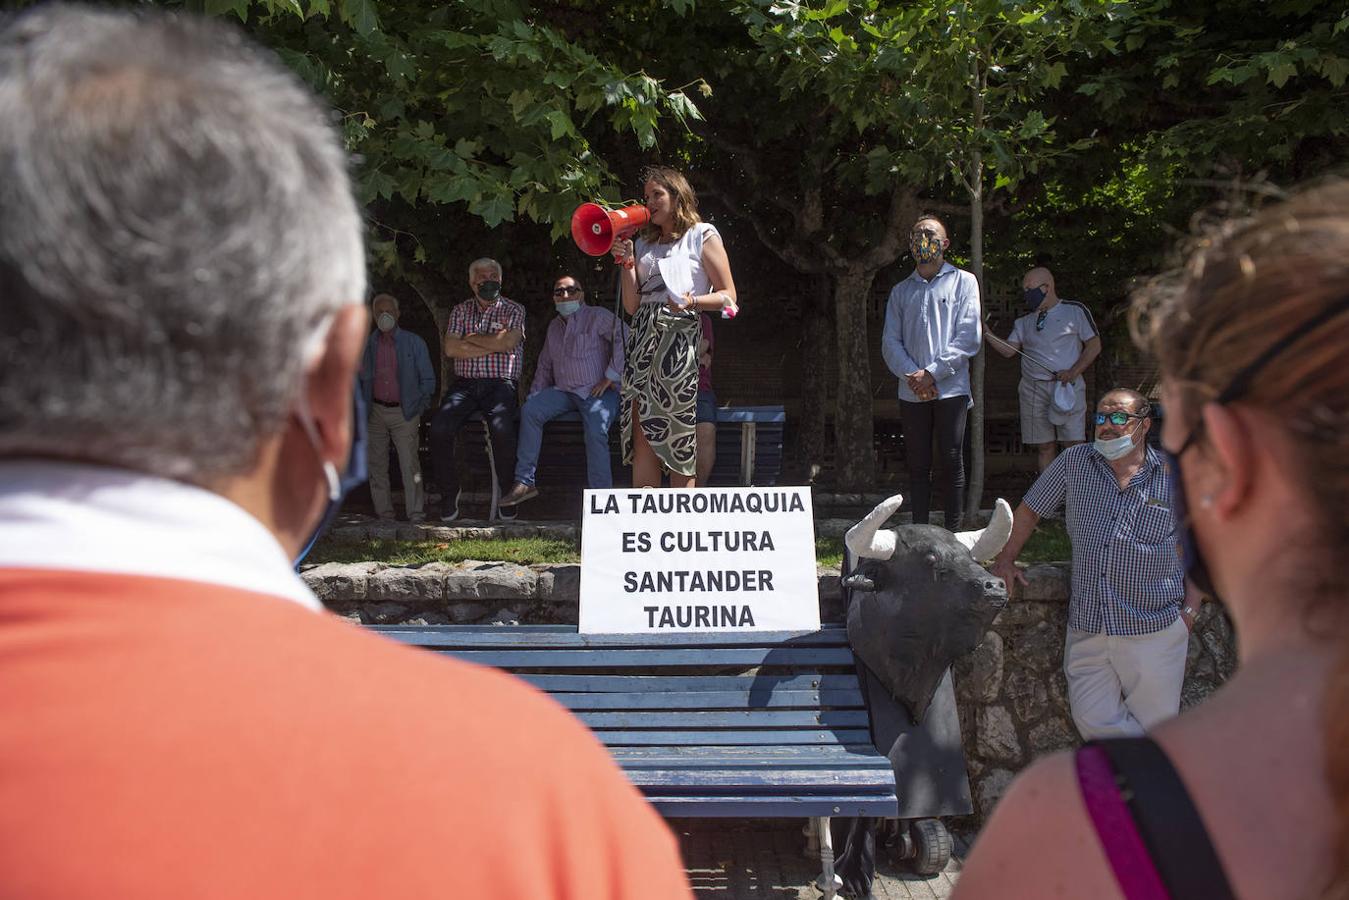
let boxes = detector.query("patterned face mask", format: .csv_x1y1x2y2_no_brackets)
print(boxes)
911,231,944,264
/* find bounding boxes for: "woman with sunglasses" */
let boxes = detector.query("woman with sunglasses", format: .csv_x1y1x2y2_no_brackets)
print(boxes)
610,166,738,488
955,182,1349,900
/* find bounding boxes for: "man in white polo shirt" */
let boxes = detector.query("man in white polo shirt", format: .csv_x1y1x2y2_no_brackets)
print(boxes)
986,266,1101,471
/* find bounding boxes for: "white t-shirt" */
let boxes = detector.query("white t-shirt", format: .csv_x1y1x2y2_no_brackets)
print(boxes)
1006,300,1097,381
634,223,721,305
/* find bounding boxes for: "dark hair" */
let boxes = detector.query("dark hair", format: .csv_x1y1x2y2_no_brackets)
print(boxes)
913,213,949,235
638,166,700,241
553,273,584,292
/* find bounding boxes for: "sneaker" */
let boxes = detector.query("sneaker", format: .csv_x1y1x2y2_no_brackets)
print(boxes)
438,489,461,523
499,483,539,506
497,505,518,522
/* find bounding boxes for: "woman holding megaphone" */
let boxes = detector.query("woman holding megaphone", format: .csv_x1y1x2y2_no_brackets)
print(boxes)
611,166,738,488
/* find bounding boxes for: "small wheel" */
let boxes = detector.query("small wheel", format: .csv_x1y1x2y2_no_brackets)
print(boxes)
907,818,952,876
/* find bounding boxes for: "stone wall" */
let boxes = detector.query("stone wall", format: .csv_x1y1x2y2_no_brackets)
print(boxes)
950,564,1237,819
302,560,1235,822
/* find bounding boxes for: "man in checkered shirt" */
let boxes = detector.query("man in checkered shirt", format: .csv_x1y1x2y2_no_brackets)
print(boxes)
428,257,526,522
988,388,1206,739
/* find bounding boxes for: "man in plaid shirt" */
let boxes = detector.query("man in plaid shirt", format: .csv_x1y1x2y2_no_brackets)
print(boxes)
989,388,1205,739
428,257,526,522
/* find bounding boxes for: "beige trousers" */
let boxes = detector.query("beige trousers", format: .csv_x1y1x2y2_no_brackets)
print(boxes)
1063,616,1189,740
368,403,424,520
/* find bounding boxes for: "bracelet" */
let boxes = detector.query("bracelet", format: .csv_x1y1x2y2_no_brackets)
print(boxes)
1182,605,1197,618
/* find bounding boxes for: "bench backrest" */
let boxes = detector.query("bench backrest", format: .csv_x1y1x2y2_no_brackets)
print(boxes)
372,625,874,750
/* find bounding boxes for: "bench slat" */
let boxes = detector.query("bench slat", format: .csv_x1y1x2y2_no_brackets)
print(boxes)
611,745,893,768
624,769,896,790
594,728,874,746
375,627,847,649
549,689,864,710
576,710,870,729
516,673,862,693
433,647,857,667
646,795,898,818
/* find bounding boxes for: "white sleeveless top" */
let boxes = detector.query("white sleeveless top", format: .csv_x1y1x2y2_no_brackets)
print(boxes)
634,223,721,305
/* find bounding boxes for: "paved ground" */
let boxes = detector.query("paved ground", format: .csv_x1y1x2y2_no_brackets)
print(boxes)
675,820,965,899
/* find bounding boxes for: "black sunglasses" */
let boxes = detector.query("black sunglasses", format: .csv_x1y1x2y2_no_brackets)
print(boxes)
552,286,582,297
1094,411,1146,427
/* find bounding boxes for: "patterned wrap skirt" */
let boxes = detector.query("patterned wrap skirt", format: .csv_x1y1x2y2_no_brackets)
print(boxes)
621,303,699,476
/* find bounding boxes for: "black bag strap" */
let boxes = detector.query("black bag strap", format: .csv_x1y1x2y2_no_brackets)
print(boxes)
1093,737,1236,900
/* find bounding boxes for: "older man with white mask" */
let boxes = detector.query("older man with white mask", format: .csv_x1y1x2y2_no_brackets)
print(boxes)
360,292,436,521
0,7,692,898
988,389,1205,739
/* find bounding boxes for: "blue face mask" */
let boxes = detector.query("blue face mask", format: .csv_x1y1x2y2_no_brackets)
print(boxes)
1024,286,1047,311
1093,432,1136,460
556,300,582,317
293,378,368,567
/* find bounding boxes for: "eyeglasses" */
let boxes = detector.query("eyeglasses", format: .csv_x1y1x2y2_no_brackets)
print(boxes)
552,286,582,297
1094,411,1146,427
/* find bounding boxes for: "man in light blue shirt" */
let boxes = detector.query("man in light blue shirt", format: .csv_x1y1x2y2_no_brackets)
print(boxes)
881,216,982,529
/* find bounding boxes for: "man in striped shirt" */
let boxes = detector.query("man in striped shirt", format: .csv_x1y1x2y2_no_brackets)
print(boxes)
500,274,626,506
989,388,1205,739
428,257,526,522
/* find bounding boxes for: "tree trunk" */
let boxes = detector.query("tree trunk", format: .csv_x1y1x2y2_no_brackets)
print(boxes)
403,266,454,402
966,156,986,519
831,267,878,492
965,62,987,520
796,274,833,481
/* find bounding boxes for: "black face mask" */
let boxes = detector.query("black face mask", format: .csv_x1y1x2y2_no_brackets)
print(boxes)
1162,296,1349,600
477,280,501,301
1023,286,1047,311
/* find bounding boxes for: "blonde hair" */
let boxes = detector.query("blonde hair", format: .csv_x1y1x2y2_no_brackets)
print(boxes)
1131,180,1349,898
638,166,701,242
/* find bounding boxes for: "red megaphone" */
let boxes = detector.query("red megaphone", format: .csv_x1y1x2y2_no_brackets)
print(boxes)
570,202,651,256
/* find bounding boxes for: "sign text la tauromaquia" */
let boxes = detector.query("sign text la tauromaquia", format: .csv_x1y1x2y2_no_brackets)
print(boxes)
579,487,819,634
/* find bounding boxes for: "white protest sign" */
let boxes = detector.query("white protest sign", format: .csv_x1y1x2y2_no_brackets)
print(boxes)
579,486,819,634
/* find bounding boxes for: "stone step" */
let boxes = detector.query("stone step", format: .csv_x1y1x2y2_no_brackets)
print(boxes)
302,560,1070,627
322,510,1008,545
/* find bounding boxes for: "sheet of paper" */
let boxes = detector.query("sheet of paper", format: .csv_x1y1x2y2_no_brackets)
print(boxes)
656,254,693,305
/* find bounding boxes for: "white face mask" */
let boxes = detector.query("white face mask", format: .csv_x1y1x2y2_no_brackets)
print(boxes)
1093,432,1136,460
376,312,396,332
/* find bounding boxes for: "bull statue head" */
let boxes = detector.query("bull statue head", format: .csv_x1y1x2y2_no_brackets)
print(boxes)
842,495,1013,724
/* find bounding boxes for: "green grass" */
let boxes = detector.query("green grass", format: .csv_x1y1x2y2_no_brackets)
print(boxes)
306,520,1071,568
304,537,579,566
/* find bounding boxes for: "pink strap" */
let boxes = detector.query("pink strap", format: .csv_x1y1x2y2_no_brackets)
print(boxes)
1075,745,1171,900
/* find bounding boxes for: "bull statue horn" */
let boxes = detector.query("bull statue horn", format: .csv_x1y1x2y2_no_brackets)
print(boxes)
954,498,1014,562
844,494,904,561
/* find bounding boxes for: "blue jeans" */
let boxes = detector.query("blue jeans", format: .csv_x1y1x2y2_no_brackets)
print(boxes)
515,387,619,489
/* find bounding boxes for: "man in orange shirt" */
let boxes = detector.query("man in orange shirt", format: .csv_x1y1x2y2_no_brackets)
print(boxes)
0,7,692,900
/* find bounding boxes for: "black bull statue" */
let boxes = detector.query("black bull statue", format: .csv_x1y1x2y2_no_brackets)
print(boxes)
828,494,1013,896
842,493,1013,723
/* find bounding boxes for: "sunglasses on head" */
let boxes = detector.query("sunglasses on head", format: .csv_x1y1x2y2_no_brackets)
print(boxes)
552,286,582,297
1094,411,1146,427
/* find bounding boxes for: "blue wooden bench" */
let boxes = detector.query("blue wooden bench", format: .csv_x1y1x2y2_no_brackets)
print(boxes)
370,624,898,897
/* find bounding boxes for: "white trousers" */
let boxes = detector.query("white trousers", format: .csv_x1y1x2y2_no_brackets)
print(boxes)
1063,616,1188,740
368,404,424,519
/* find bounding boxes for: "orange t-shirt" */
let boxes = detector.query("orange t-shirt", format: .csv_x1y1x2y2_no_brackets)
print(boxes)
0,568,693,900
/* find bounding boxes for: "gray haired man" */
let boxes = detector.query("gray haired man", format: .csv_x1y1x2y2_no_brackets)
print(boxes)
0,7,691,897
360,292,436,521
